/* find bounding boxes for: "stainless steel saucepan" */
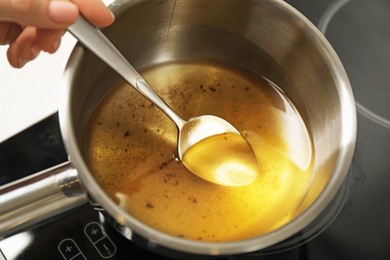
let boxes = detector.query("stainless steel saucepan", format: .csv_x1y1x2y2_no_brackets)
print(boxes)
0,0,356,256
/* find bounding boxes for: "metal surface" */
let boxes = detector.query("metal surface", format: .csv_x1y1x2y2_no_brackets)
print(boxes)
59,0,356,255
0,162,87,238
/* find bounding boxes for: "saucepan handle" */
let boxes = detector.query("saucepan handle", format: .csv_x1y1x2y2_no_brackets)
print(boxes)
0,161,88,239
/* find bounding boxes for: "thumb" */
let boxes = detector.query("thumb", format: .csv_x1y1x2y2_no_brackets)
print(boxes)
0,0,79,29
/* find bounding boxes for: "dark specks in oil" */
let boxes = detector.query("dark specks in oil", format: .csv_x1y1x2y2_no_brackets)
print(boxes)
123,130,130,138
146,202,154,209
188,196,198,204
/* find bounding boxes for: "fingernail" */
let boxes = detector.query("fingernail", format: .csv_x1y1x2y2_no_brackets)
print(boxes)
51,36,61,53
109,10,115,23
48,1,79,24
30,44,41,59
17,58,27,68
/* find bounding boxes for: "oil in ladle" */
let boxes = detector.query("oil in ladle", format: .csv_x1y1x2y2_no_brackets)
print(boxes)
182,133,258,186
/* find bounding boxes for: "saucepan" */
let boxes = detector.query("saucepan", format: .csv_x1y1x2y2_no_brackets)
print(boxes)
0,0,356,256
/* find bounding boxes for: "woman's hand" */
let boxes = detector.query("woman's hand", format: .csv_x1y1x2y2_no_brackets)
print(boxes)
0,0,115,68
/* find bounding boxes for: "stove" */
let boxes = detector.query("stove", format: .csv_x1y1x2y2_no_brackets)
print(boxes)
1,0,390,259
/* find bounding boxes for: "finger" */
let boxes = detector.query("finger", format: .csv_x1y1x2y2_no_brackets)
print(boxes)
7,27,41,68
72,0,115,27
0,22,22,45
0,0,79,29
35,28,63,53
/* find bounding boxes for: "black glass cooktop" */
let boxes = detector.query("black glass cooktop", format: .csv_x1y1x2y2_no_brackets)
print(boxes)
1,0,390,259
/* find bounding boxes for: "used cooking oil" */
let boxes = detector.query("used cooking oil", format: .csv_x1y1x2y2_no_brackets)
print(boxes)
85,60,313,242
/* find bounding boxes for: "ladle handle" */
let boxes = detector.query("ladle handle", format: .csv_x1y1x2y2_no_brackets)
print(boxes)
68,17,186,129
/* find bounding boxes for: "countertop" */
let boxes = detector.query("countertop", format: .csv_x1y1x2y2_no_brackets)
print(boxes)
0,0,113,143
0,34,76,142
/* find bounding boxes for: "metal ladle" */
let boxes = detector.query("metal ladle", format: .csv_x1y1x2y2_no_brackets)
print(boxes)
68,17,259,186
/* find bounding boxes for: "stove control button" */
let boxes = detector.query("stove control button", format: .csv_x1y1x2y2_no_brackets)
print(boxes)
58,238,86,260
85,222,116,258
85,222,105,243
95,237,117,258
